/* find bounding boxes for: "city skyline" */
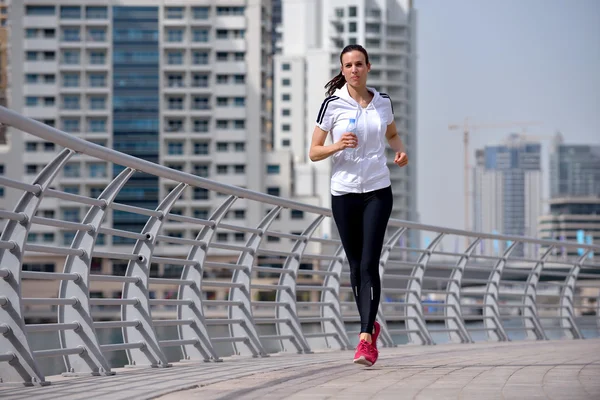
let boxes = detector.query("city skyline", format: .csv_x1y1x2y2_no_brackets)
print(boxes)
415,0,600,236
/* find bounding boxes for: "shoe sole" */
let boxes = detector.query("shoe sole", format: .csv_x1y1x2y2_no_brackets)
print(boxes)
353,356,373,367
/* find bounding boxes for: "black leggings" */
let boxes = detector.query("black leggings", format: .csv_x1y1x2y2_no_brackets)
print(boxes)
331,186,393,334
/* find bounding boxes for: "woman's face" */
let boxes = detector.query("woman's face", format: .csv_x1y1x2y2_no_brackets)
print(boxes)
341,50,370,89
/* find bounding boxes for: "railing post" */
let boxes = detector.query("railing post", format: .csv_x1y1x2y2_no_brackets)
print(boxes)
178,196,238,362
559,251,589,339
121,183,187,368
0,148,73,386
229,207,282,357
58,167,135,376
377,227,408,348
522,246,552,340
405,233,443,346
321,245,352,350
275,216,324,354
445,238,479,344
484,241,519,342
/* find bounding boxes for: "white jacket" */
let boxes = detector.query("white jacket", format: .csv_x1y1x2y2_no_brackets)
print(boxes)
316,83,395,195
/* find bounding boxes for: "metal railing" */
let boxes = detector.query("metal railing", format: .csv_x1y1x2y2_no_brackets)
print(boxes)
1,105,599,386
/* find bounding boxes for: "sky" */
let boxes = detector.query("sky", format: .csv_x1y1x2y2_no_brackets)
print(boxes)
413,0,600,232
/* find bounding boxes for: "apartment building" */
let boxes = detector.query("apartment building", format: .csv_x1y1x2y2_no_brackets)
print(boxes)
5,1,322,304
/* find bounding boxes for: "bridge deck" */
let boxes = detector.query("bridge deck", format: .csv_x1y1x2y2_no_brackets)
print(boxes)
1,339,599,400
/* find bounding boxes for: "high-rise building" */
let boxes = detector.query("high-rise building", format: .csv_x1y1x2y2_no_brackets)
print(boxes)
549,133,600,198
6,0,280,249
473,134,542,254
0,0,9,144
273,0,418,240
538,134,600,256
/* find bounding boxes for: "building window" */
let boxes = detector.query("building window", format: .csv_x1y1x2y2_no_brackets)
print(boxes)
26,97,38,107
26,6,56,15
349,6,357,17
167,51,184,65
234,210,245,219
89,96,106,110
267,164,280,174
282,63,291,71
44,143,55,152
216,75,229,84
216,6,245,16
216,52,228,62
234,165,245,174
62,95,80,110
192,74,209,87
192,29,209,42
216,233,228,242
216,142,228,152
282,109,291,116
335,8,344,17
193,188,209,200
26,28,38,38
282,78,291,86
234,142,245,152
234,97,245,107
165,119,184,132
267,187,280,196
166,29,184,42
25,142,37,152
168,97,184,110
88,163,107,178
291,210,304,219
88,27,106,42
349,22,357,33
168,142,184,155
63,163,80,178
168,74,184,88
62,51,80,65
234,74,245,84
234,52,244,61
234,233,245,242
282,94,291,101
267,235,280,243
348,37,357,45
63,73,79,87
216,120,228,129
192,96,210,110
234,120,245,130
89,73,106,87
89,51,106,65
281,124,291,131
193,143,209,155
86,6,107,19
192,51,209,65
26,51,38,61
216,165,228,174
88,118,106,132
165,7,184,19
192,7,210,19
216,29,228,39
26,74,38,83
193,119,209,132
282,139,290,147
194,164,209,176
217,97,228,107
60,6,81,19
62,118,80,133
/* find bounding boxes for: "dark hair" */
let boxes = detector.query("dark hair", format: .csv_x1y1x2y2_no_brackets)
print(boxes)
324,44,370,96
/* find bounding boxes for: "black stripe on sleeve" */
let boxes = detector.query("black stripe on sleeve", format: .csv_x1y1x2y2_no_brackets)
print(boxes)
316,96,339,124
380,93,394,115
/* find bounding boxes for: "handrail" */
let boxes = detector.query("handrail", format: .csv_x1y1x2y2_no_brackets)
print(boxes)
0,106,599,387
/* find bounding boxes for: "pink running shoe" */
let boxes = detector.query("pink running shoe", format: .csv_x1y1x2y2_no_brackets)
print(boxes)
353,339,378,367
372,321,381,351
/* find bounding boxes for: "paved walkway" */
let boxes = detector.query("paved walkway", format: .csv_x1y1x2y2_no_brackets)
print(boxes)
1,340,599,400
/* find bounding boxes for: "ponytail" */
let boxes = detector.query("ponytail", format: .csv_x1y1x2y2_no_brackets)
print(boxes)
324,71,346,97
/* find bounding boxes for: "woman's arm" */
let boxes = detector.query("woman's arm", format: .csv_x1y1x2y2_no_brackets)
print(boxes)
309,126,357,162
385,121,408,167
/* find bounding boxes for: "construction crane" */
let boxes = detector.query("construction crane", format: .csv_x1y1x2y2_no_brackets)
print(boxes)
447,118,543,239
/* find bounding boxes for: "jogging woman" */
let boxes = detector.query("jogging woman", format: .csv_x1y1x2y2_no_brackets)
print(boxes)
309,44,409,367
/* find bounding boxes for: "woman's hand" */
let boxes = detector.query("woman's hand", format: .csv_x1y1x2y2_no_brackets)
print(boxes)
394,152,408,167
337,132,358,150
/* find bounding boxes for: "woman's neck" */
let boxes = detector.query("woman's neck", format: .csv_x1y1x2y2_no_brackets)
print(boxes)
347,84,372,104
